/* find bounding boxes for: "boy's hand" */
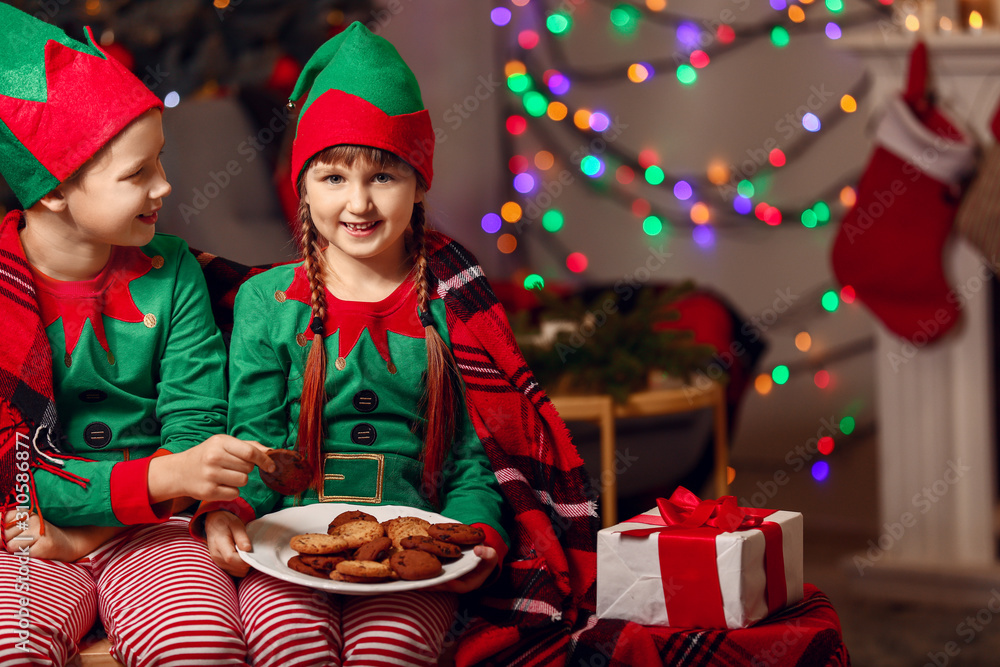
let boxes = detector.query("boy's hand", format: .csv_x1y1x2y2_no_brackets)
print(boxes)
425,545,498,594
205,510,252,577
148,435,275,504
3,510,126,561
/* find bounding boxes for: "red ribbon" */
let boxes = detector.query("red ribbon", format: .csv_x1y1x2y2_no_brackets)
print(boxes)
621,487,788,628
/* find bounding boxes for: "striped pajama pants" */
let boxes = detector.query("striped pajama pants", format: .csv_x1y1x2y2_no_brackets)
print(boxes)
239,570,460,666
0,516,246,666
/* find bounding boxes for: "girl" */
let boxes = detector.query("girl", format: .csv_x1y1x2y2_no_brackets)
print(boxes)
0,7,271,665
201,21,599,666
200,22,507,666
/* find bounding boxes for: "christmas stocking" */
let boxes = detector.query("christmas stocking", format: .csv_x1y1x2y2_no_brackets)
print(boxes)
831,42,977,344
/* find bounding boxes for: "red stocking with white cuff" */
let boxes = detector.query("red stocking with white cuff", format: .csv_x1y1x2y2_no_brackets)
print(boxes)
830,42,977,344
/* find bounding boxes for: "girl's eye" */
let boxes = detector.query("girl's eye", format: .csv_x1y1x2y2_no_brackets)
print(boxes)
327,174,344,184
374,173,393,184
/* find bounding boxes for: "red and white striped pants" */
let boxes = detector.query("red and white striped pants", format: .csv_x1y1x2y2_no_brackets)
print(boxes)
0,516,246,666
239,570,460,666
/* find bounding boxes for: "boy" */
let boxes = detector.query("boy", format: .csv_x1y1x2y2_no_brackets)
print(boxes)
0,7,270,664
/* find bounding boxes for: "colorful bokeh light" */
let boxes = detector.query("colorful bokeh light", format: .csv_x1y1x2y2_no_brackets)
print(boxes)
645,165,665,185
481,212,502,234
676,64,697,85
542,209,564,232
673,180,693,200
566,252,589,273
821,290,839,312
501,201,522,223
508,155,529,174
546,11,571,34
628,63,653,83
547,101,568,121
581,155,605,177
513,173,536,193
814,370,831,389
771,25,790,47
523,273,545,290
491,7,512,26
506,115,527,135
497,233,517,254
518,30,540,49
692,225,714,247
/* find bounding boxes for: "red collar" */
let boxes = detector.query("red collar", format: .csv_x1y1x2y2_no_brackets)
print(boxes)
31,246,153,360
284,265,426,366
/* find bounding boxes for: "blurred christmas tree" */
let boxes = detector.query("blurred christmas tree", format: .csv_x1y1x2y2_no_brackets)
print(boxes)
513,281,720,402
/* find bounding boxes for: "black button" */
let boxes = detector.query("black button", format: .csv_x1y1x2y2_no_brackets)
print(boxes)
350,423,377,446
352,390,379,413
79,390,108,403
83,422,112,449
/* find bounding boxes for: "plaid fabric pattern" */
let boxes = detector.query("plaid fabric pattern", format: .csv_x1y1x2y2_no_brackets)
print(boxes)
566,584,849,667
0,210,69,516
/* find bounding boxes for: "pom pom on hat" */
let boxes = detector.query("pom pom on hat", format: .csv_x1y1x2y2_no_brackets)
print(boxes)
289,22,435,190
0,5,163,208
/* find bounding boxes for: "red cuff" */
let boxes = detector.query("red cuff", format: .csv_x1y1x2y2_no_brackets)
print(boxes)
472,523,509,579
110,458,171,525
189,498,257,540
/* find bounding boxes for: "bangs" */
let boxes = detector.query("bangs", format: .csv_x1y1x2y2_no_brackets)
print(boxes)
312,145,407,173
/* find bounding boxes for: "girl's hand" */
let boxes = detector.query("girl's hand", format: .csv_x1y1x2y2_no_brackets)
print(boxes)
148,435,275,504
3,510,125,561
425,545,498,594
205,510,252,577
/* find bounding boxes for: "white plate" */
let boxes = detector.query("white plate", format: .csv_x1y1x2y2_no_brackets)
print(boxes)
237,503,481,595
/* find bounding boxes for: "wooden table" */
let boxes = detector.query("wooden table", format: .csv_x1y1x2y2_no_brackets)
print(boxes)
550,382,728,528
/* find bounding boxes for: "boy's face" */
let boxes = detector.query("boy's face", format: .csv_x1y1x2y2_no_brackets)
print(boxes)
303,156,421,270
59,109,170,248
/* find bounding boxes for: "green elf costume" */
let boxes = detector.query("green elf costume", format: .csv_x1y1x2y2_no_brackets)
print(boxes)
0,6,246,664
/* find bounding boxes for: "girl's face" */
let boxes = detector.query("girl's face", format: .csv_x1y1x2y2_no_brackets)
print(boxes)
303,156,422,273
59,109,171,248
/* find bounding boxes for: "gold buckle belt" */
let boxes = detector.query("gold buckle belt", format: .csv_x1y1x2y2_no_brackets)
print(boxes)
317,452,384,503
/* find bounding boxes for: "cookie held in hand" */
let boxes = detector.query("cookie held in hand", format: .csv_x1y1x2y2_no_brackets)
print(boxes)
260,449,312,495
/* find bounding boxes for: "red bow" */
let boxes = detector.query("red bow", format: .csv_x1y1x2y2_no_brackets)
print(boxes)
622,486,773,537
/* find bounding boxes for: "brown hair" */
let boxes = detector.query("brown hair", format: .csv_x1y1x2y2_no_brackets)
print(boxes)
295,145,458,506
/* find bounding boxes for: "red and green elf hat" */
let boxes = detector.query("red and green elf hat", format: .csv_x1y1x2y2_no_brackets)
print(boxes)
289,21,434,191
0,5,163,209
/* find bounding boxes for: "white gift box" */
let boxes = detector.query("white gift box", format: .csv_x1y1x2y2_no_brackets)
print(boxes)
596,502,804,629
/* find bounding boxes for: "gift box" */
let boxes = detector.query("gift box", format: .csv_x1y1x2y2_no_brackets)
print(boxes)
597,487,804,629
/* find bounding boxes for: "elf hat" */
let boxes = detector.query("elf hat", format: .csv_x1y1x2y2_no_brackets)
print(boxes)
0,6,163,209
289,21,434,191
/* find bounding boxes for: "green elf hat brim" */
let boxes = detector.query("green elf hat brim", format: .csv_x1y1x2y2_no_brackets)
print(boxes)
289,22,434,190
0,5,162,209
